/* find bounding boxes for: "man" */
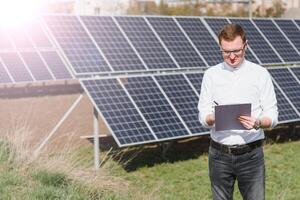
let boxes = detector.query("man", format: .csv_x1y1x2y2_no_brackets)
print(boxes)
198,24,278,200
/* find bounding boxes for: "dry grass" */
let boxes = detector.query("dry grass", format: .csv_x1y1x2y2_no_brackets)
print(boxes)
0,120,130,196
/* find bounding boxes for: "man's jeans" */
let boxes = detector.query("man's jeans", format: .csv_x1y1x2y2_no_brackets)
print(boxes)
209,146,265,200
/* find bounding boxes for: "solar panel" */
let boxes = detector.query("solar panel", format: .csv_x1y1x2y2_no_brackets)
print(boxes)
289,67,300,82
82,78,156,146
147,17,206,68
294,20,300,28
43,15,111,74
176,18,222,66
155,74,208,134
185,72,203,94
123,76,190,139
274,19,300,53
115,16,177,69
40,51,72,80
0,62,12,83
229,18,282,65
81,16,146,72
20,52,53,81
0,52,33,82
204,18,229,34
253,19,300,63
7,27,34,48
26,21,53,48
273,83,299,123
269,68,300,113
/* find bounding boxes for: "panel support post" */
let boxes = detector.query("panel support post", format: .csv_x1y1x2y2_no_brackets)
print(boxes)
34,94,84,157
93,107,100,169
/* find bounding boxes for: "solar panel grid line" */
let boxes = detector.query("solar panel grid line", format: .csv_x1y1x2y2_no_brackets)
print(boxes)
154,74,208,134
43,15,111,75
269,67,300,116
272,81,300,123
182,73,201,97
123,76,190,140
111,16,150,70
271,19,300,58
201,17,222,43
79,79,124,147
80,78,158,147
250,19,285,63
184,72,203,95
173,17,209,67
7,28,34,49
31,51,56,80
293,20,300,30
41,17,78,77
227,17,262,65
146,16,206,69
26,20,54,49
77,16,115,73
40,51,73,80
274,19,300,55
19,52,54,81
16,51,37,81
0,59,14,83
115,16,177,70
117,78,158,140
176,17,222,66
270,76,300,121
0,52,33,82
144,17,181,69
287,67,300,85
152,76,193,135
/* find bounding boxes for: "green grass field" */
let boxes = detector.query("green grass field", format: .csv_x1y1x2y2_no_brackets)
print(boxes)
0,133,300,199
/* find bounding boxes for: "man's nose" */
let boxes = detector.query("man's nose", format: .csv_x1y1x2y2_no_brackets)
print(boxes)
229,53,236,59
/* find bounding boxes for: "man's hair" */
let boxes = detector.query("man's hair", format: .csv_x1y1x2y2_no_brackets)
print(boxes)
218,24,247,45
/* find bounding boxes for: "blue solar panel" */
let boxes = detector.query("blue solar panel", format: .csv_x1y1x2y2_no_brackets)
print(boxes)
40,51,72,80
253,19,300,63
176,18,222,66
123,76,189,139
44,15,111,74
81,16,146,71
185,72,204,94
115,16,177,69
294,20,300,28
0,52,33,82
229,18,282,65
0,62,12,83
26,21,53,48
269,68,300,113
155,74,208,134
274,19,300,53
82,78,156,146
204,18,229,35
289,67,300,82
20,52,53,81
147,17,206,68
273,83,299,123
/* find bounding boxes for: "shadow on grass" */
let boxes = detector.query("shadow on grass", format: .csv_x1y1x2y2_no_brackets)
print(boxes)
88,122,300,172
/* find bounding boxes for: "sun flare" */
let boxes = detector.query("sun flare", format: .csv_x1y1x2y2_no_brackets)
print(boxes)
0,0,46,28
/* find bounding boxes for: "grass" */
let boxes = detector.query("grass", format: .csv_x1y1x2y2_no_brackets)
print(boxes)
0,124,300,199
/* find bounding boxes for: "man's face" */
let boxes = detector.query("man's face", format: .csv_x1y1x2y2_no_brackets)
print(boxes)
220,36,246,68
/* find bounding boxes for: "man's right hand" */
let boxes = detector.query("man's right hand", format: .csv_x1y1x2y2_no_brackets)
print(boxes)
205,114,215,126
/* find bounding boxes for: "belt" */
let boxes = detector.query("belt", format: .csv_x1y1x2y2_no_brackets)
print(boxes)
210,139,263,155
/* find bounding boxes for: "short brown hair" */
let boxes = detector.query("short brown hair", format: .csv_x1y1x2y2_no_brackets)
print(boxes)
218,24,247,45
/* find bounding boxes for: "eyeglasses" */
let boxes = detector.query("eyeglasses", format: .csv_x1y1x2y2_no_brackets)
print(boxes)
220,43,247,57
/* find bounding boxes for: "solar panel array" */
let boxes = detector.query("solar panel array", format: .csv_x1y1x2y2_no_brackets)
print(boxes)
0,19,72,84
2,15,300,147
